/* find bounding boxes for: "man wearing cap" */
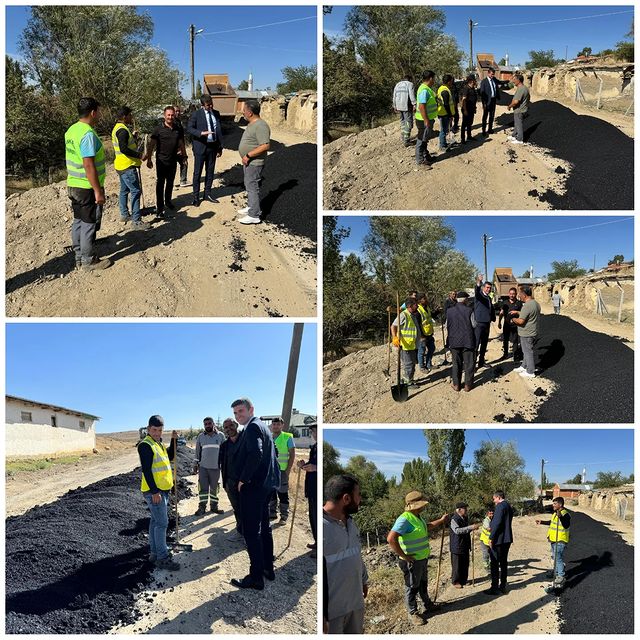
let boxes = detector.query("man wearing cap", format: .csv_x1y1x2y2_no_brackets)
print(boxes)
269,417,295,522
391,297,422,386
219,418,243,536
387,491,448,626
485,490,514,595
194,417,225,517
137,415,180,571
450,502,480,588
446,291,477,391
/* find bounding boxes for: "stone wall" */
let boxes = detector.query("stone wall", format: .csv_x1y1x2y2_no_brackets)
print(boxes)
577,485,634,520
260,91,317,133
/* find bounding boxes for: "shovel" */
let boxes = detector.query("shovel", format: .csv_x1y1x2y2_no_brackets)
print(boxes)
433,523,446,603
391,292,409,402
383,306,392,377
170,432,193,553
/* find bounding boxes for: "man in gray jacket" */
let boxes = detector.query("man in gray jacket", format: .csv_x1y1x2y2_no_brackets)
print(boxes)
194,417,225,516
393,75,416,147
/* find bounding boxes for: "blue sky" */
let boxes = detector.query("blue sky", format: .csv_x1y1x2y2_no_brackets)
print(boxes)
5,6,317,93
335,216,634,279
324,428,634,483
6,323,317,432
324,6,634,66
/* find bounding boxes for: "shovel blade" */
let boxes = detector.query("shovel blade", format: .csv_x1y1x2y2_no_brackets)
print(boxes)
391,383,409,402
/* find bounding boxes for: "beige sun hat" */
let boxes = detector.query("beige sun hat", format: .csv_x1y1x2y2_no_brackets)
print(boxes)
405,490,429,510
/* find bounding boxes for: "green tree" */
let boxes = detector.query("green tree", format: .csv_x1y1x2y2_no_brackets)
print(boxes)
521,269,531,278
401,458,433,491
498,57,506,66
323,441,344,481
344,455,388,505
547,259,587,281
608,254,625,265
577,47,592,57
566,473,583,484
276,64,317,94
195,79,203,97
424,429,466,512
593,470,625,488
615,41,634,61
525,49,560,69
237,79,249,91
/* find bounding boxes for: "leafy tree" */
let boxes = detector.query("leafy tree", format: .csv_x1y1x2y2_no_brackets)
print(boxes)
195,79,203,97
566,473,584,484
577,47,592,57
323,441,344,481
525,49,560,70
498,57,506,66
401,458,433,491
615,41,634,61
547,259,587,281
237,79,249,91
521,270,531,278
276,64,317,94
424,429,466,513
608,254,625,265
593,471,626,488
598,48,615,57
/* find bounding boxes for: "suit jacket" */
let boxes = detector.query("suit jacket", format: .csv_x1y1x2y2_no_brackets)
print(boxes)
479,77,501,105
474,283,497,323
235,417,280,491
489,500,514,545
187,107,224,156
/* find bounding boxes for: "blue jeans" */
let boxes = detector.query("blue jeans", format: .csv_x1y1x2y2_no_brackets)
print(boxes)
143,490,170,560
550,541,567,577
438,115,451,150
418,335,436,369
118,167,142,222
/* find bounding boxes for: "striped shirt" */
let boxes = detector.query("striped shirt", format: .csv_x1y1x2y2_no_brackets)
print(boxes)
195,430,224,469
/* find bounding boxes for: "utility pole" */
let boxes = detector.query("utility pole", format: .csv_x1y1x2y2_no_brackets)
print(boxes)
469,19,474,73
281,324,304,430
482,233,491,280
565,45,568,61
593,253,596,271
539,458,547,507
189,24,195,100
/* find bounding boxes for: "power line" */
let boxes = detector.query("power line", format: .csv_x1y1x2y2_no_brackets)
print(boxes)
491,218,633,243
543,459,634,466
476,10,633,29
199,35,314,54
200,15,315,36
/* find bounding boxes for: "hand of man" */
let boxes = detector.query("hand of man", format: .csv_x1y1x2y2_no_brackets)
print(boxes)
94,188,105,205
474,523,481,530
392,336,400,347
172,430,178,439
242,154,250,167
141,153,147,162
147,159,153,169
201,130,213,137
217,148,223,158
535,519,541,525
297,459,305,469
363,584,369,599
152,493,162,505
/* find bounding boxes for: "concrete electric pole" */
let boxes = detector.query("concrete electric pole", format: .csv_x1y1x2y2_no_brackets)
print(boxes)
189,24,204,100
469,19,479,74
281,324,304,429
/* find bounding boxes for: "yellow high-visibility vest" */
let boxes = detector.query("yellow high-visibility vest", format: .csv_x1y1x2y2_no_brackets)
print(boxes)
139,435,173,492
548,508,570,543
274,431,294,471
436,84,455,117
415,83,437,122
399,310,417,350
418,304,434,336
398,511,431,560
65,121,106,188
111,122,141,171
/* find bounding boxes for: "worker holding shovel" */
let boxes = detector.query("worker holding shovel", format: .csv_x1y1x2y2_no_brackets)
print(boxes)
391,297,422,387
387,491,448,626
137,415,180,571
536,496,571,591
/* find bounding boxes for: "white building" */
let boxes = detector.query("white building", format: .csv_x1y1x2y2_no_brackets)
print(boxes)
260,409,317,449
5,395,99,459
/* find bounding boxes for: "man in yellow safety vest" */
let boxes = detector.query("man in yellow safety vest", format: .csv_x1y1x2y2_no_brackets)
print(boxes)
536,496,571,585
111,106,150,230
479,505,495,570
137,415,180,571
392,297,422,385
387,491,448,626
417,292,436,372
64,97,112,271
436,74,456,151
269,417,296,521
414,70,438,169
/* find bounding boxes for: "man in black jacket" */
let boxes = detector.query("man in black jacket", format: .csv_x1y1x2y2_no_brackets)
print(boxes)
498,287,523,361
230,397,280,590
446,291,476,392
474,274,497,368
485,490,514,595
187,94,224,206
450,502,480,587
479,68,501,136
219,417,243,536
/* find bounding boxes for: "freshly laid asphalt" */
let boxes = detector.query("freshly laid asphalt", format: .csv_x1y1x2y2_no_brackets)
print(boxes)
496,314,633,423
6,448,194,634
495,100,633,210
558,511,634,634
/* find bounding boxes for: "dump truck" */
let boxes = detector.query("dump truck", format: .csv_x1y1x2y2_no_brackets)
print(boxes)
493,267,519,300
203,74,238,119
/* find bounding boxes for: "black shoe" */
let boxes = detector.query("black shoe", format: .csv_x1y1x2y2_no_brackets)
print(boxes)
165,200,175,210
194,505,206,516
499,585,508,594
263,568,276,581
483,588,501,596
192,198,201,207
488,129,495,134
269,513,277,521
231,576,264,590
155,208,164,218
204,193,218,203
210,505,224,514
307,543,317,550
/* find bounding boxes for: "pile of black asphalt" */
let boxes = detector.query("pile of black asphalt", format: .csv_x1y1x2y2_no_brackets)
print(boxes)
6,446,194,634
557,511,634,633
495,100,633,210
521,314,633,423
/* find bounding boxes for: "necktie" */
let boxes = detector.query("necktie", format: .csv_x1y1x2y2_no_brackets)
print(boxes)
207,111,216,141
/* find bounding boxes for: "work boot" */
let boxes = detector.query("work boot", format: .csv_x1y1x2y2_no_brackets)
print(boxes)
210,503,224,514
464,383,473,392
81,256,112,272
194,504,206,516
408,612,426,626
155,557,180,571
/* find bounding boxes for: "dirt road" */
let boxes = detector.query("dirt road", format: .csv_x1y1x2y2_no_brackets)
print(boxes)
323,93,633,211
6,126,316,318
323,312,633,424
362,509,633,634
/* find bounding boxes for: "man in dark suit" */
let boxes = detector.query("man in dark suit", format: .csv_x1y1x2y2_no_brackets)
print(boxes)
485,490,514,595
229,397,280,590
474,274,497,369
187,94,224,206
479,68,500,136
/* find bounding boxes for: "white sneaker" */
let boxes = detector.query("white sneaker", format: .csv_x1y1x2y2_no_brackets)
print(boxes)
236,207,250,215
506,135,516,141
509,139,524,145
514,366,525,373
519,371,536,378
237,214,261,225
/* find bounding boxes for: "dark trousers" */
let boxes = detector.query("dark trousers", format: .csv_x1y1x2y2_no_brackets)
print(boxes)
475,322,490,365
178,155,188,184
225,479,242,534
308,494,317,542
482,99,497,133
461,110,475,142
155,160,177,212
192,146,217,198
502,327,522,360
452,106,460,132
399,558,430,614
451,552,470,585
450,347,474,387
490,543,511,590
240,485,274,583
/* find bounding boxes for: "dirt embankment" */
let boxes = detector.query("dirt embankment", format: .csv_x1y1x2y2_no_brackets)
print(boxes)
361,508,633,634
323,94,633,211
324,311,634,424
6,125,316,318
